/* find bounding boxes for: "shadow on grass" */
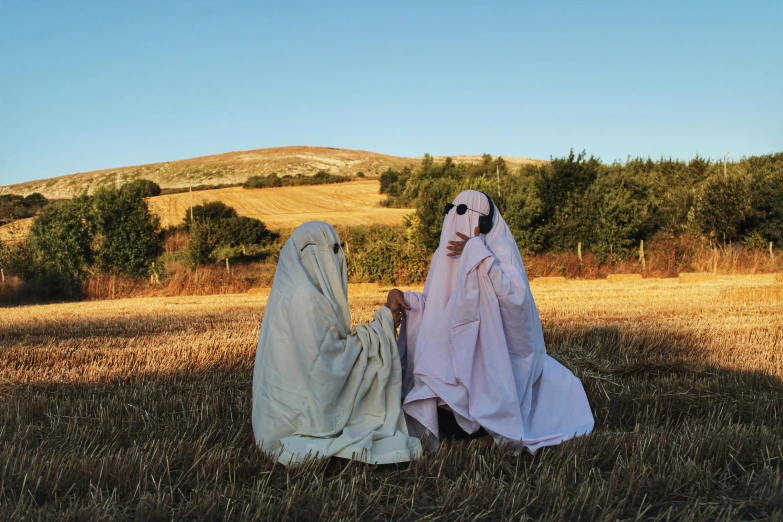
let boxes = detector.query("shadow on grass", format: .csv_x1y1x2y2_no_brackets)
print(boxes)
1,319,782,520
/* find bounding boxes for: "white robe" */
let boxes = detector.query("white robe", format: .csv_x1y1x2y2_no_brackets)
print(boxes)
400,191,594,453
252,221,421,465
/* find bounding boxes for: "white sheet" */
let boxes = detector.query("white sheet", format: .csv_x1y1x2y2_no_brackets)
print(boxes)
252,221,422,465
400,191,594,453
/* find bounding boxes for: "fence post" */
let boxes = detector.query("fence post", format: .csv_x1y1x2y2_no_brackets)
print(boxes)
713,247,718,274
577,242,582,264
770,242,775,262
150,262,155,284
226,258,230,274
639,240,646,270
1,268,4,286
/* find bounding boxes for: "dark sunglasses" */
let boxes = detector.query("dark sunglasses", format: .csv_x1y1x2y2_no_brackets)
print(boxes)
444,202,485,216
300,242,345,254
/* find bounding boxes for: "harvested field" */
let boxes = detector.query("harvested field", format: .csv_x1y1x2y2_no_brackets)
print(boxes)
606,273,643,283
146,180,412,229
1,275,782,520
531,276,567,284
679,272,718,283
0,218,33,245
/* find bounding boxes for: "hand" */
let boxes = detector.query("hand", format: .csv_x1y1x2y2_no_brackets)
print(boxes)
447,226,480,257
385,288,410,328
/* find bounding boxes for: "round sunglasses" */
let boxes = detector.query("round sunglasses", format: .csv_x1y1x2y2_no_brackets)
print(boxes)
444,202,486,216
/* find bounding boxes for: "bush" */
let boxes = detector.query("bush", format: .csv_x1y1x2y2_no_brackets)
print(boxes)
186,221,217,267
182,201,238,228
183,202,278,266
93,184,164,277
122,179,162,198
28,198,94,281
212,216,279,249
693,174,751,244
243,170,350,190
0,193,49,224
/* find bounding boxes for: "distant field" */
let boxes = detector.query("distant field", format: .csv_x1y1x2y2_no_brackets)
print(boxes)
0,218,32,244
1,275,781,519
146,179,412,229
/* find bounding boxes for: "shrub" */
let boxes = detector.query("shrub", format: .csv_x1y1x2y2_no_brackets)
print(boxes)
186,221,217,267
28,198,94,281
243,171,350,190
93,184,164,277
182,201,238,228
212,216,279,249
122,179,162,198
183,202,278,266
693,174,751,244
0,193,49,224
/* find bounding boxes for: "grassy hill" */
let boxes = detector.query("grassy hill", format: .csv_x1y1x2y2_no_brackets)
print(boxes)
0,146,546,199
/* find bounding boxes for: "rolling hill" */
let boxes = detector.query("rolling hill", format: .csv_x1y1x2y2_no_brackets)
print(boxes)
0,146,547,200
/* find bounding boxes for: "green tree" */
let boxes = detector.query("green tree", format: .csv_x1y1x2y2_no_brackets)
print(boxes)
744,168,783,246
413,178,458,250
693,174,751,244
25,197,94,298
122,179,161,198
93,185,164,277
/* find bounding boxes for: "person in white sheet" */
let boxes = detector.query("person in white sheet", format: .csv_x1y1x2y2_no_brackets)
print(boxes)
252,221,421,465
385,190,594,454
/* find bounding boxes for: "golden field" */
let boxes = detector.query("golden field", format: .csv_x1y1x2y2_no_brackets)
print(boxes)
146,179,412,229
0,180,410,242
1,275,782,520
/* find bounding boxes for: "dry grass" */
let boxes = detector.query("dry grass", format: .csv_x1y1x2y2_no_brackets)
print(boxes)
678,272,718,283
606,273,643,283
531,276,568,284
1,275,782,520
0,217,33,245
146,180,412,229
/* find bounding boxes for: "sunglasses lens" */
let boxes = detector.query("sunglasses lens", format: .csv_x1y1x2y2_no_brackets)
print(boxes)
444,203,454,215
333,244,340,254
456,204,468,215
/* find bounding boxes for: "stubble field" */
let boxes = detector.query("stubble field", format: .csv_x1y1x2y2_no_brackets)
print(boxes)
1,275,782,520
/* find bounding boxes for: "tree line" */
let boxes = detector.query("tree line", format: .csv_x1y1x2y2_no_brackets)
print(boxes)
380,151,783,259
2,149,781,303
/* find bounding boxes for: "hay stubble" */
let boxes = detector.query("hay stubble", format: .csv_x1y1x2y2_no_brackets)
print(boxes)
1,276,781,520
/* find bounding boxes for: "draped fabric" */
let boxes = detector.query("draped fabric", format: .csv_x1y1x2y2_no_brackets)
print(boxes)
252,221,422,465
400,191,594,453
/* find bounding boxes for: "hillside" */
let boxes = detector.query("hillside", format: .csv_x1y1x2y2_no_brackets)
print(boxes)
147,180,412,229
0,146,546,199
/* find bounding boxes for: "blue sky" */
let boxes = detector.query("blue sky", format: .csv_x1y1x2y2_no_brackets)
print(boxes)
1,1,781,185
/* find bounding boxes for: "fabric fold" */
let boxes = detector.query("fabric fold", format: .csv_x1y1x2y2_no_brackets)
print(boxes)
400,191,594,454
252,221,421,465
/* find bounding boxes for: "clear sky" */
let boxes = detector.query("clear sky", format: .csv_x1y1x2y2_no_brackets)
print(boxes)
1,1,781,185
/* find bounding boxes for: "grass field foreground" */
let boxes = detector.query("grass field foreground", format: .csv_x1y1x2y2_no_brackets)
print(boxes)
1,275,781,520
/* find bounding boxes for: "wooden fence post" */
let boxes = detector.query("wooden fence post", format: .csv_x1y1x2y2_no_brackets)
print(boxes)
713,247,718,274
639,240,646,270
577,242,582,264
1,268,4,286
226,258,230,274
770,242,775,262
